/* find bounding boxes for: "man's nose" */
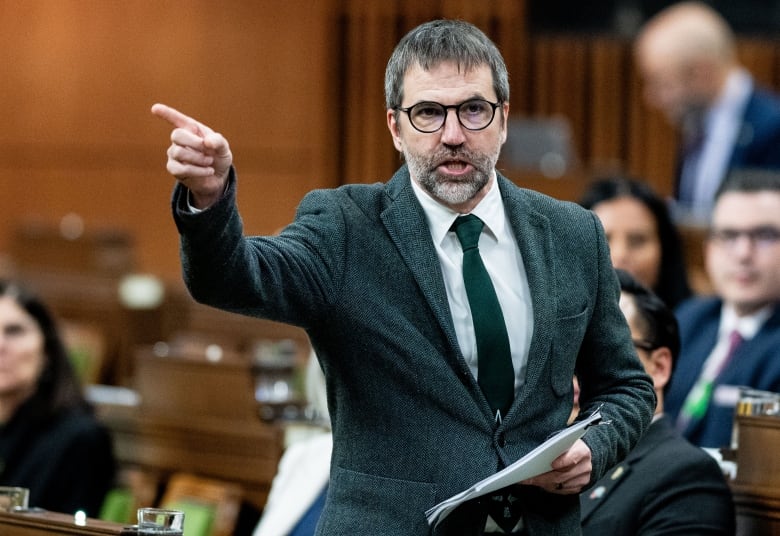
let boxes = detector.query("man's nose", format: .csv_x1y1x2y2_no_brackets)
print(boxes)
732,234,758,257
609,241,629,267
440,109,467,145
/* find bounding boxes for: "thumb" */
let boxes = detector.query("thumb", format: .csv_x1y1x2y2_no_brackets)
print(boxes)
203,132,231,158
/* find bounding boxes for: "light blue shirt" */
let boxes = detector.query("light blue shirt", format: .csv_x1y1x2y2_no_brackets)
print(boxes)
685,69,753,221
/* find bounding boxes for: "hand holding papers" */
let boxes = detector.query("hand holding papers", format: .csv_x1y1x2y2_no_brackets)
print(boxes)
425,410,603,528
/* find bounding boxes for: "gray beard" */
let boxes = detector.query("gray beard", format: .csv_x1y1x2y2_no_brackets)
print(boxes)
405,147,497,206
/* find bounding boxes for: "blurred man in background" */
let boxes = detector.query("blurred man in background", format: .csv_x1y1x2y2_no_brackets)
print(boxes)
635,1,780,221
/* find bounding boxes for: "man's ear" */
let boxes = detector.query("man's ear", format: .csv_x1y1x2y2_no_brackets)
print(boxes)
387,109,403,152
499,101,510,146
648,347,673,391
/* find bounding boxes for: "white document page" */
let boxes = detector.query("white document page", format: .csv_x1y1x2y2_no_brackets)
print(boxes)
425,410,603,528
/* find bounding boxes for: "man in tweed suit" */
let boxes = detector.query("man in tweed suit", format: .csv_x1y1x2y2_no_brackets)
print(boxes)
152,19,655,536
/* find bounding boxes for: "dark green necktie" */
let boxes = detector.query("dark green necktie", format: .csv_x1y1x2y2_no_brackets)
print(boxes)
453,214,514,422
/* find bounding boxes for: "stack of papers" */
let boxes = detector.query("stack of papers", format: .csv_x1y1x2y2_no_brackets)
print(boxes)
426,410,603,528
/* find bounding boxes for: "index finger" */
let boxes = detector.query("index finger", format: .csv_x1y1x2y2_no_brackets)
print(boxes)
151,103,212,136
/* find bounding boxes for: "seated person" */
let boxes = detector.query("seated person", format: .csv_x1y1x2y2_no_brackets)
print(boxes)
580,176,692,308
580,269,735,535
254,351,330,536
0,279,116,516
667,169,780,448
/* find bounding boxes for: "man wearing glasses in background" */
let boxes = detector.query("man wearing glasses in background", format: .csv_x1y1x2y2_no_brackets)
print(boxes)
667,169,780,449
151,19,654,535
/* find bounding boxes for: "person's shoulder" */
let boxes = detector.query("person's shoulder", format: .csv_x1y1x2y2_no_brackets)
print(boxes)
299,182,389,210
499,176,594,220
674,295,721,319
745,86,780,128
640,420,726,477
750,85,780,110
47,406,111,444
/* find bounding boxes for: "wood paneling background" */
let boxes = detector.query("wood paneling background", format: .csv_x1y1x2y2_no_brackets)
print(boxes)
0,0,340,280
2,1,780,282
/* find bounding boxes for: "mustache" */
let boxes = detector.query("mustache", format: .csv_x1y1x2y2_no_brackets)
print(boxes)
431,148,478,167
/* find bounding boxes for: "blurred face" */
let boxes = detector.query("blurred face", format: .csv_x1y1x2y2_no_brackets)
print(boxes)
619,293,649,370
386,61,509,213
592,197,662,290
637,36,707,126
0,296,45,401
638,53,701,126
619,291,668,413
706,191,780,316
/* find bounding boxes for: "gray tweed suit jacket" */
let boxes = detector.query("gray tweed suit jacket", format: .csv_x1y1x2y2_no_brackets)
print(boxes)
172,165,655,536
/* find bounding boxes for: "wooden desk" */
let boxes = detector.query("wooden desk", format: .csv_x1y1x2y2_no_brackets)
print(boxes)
97,403,284,512
0,509,125,536
731,415,780,535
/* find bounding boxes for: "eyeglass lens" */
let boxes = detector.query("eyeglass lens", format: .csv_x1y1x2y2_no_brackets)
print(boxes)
407,100,497,132
709,226,780,248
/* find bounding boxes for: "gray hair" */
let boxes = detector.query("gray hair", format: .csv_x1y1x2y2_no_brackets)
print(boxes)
384,19,510,110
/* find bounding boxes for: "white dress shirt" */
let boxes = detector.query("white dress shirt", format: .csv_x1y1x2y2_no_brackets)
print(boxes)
410,175,534,394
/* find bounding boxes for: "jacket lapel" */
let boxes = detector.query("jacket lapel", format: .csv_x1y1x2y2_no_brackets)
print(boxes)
498,176,556,412
380,167,463,364
580,417,669,522
579,460,633,522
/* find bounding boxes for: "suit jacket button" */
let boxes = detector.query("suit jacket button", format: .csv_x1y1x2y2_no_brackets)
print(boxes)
497,434,506,448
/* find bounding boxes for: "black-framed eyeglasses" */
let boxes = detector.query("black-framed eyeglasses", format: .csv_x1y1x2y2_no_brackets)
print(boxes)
708,226,780,250
632,339,657,352
395,99,501,133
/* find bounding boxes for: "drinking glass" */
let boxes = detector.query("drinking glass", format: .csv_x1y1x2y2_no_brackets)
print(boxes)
730,388,780,449
137,507,184,535
0,486,29,512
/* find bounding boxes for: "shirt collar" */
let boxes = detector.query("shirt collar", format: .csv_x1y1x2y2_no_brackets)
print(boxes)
719,302,774,340
410,172,506,246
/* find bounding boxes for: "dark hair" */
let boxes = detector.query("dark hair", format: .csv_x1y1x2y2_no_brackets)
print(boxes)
384,19,509,111
715,168,780,200
616,268,680,395
0,279,89,420
580,176,692,309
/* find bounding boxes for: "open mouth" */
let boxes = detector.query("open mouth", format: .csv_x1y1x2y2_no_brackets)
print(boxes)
437,159,473,176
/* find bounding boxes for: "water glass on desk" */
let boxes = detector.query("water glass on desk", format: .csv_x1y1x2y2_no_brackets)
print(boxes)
730,388,780,449
0,486,29,512
137,507,185,535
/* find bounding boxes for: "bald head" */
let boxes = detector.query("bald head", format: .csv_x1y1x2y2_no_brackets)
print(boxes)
635,2,738,125
637,2,736,66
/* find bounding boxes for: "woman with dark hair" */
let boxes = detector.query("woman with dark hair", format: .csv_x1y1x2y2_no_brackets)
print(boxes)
580,177,693,309
0,279,115,516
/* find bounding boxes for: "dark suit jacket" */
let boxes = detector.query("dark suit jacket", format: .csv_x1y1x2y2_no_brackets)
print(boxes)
676,86,780,203
667,298,780,448
0,400,116,516
172,165,656,535
580,415,735,535
729,87,780,171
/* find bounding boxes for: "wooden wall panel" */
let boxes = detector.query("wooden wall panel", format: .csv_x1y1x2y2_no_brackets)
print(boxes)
738,39,779,88
626,55,679,197
0,0,339,281
589,38,629,173
341,1,401,184
531,36,588,134
3,0,780,284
